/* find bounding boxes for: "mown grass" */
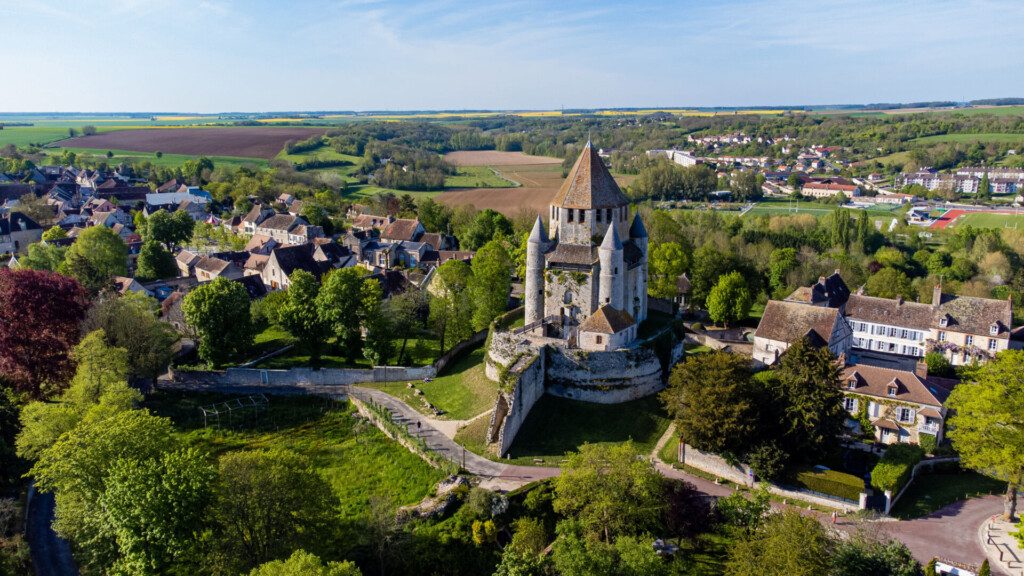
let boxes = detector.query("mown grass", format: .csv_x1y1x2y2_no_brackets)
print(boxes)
56,147,269,169
951,212,1024,229
248,325,439,369
912,133,1024,144
145,392,446,523
444,166,516,188
889,471,1006,519
362,347,497,420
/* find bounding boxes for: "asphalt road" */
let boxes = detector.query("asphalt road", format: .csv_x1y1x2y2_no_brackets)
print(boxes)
25,487,78,576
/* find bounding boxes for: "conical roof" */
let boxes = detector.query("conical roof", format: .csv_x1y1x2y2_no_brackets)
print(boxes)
600,220,622,251
550,142,628,209
629,213,648,238
528,215,546,243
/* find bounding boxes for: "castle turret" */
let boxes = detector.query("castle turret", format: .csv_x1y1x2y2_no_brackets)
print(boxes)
629,212,648,259
525,216,547,325
598,223,624,310
629,212,649,322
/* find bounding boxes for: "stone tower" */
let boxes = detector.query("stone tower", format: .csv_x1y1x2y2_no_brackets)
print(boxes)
598,223,624,310
547,141,631,244
525,216,548,325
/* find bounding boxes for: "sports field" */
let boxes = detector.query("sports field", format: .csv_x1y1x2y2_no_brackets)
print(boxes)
935,209,1024,229
745,199,901,219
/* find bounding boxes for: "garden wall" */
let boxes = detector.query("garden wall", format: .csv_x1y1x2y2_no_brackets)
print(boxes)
487,351,546,456
164,364,435,390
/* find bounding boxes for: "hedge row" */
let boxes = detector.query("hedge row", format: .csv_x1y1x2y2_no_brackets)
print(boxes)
870,444,925,493
793,467,865,502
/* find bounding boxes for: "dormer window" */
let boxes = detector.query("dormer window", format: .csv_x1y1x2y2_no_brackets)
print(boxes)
846,378,857,390
887,385,898,397
939,316,948,328
990,323,999,335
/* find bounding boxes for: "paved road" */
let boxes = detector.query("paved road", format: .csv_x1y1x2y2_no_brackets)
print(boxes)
25,487,78,576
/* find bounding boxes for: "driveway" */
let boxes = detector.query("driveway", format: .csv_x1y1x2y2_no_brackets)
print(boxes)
25,487,78,576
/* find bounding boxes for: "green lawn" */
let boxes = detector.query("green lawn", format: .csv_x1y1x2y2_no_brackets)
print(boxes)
444,166,516,188
362,347,497,420
248,325,438,369
462,395,671,466
951,211,1024,229
659,432,681,463
54,147,268,169
145,392,446,528
890,471,1006,519
912,133,1024,144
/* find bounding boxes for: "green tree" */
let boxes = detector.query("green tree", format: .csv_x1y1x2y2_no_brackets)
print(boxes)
461,209,514,250
661,351,758,457
279,270,330,362
249,550,362,576
706,271,753,327
768,248,798,295
182,277,254,366
648,242,688,299
384,291,426,365
469,240,512,331
60,225,128,292
212,449,338,571
360,278,393,365
732,170,763,202
102,447,214,575
726,511,833,576
317,268,366,362
135,240,178,281
31,410,176,571
553,442,663,543
688,243,738,309
774,337,846,461
82,292,178,380
830,534,919,576
17,241,67,271
924,351,953,377
716,486,771,536
41,225,66,242
978,172,991,201
145,209,195,249
947,351,1024,519
430,259,474,353
865,268,914,300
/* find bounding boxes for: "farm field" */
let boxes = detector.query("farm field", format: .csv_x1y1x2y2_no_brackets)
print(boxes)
0,126,80,147
145,392,446,540
437,162,564,216
59,126,327,159
444,150,562,166
912,133,1024,144
57,147,269,170
444,165,516,188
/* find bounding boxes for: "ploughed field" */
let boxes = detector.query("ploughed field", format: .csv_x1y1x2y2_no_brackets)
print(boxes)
59,126,327,159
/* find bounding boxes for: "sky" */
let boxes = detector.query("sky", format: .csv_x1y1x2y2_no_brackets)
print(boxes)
2,0,1023,113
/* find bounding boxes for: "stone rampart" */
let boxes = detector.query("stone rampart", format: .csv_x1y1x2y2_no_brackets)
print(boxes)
545,346,664,403
486,351,546,456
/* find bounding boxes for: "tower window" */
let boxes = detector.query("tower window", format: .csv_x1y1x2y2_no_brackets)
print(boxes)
596,210,602,223
567,209,574,222
606,208,612,222
580,210,586,223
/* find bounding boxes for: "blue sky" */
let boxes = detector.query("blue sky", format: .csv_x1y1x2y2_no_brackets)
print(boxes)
2,0,1022,112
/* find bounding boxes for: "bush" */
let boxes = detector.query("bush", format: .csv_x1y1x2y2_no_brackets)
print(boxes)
925,351,953,377
793,467,865,502
918,432,937,455
747,442,789,482
870,444,924,493
690,322,704,331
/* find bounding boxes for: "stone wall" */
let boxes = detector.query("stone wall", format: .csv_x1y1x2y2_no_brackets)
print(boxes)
167,364,435,389
545,346,665,404
486,351,546,456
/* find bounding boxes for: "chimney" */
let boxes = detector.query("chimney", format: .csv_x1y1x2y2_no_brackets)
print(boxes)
914,360,928,380
932,281,943,308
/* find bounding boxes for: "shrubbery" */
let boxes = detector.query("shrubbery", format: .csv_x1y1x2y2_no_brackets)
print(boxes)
870,444,925,493
793,467,865,502
918,432,937,455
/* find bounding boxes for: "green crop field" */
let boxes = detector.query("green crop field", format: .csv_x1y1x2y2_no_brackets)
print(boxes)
57,147,269,169
276,146,361,165
444,166,516,188
0,126,78,147
950,211,1024,229
913,133,1024,144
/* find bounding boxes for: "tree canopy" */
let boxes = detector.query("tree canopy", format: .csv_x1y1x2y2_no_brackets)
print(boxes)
182,277,254,366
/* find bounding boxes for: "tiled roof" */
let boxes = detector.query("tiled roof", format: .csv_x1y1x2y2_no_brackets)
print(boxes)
233,275,268,299
841,364,948,407
381,218,422,242
420,232,444,250
194,256,231,275
269,244,330,279
351,214,390,230
257,214,301,232
550,142,628,209
0,211,42,235
786,271,849,307
755,300,840,344
175,250,201,266
935,293,1012,339
546,244,597,267
845,294,934,330
579,305,635,334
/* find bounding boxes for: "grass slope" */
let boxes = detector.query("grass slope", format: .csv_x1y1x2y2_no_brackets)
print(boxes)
913,133,1024,144
890,471,1005,519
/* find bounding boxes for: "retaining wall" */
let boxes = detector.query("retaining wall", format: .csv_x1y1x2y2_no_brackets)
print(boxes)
545,346,665,403
166,364,435,389
487,351,546,456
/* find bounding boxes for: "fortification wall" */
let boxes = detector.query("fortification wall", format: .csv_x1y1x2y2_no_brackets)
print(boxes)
544,346,664,403
166,365,435,389
486,351,546,456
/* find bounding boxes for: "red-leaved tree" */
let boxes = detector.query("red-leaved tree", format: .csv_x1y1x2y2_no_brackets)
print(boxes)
0,268,89,398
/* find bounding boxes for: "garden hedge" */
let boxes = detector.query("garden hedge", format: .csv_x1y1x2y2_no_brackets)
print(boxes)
870,444,925,493
793,467,865,502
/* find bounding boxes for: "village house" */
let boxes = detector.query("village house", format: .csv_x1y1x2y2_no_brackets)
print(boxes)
0,211,43,254
261,244,331,290
254,213,323,245
241,205,276,235
380,218,425,243
801,180,861,199
175,250,202,277
194,256,244,282
752,300,853,365
839,362,951,446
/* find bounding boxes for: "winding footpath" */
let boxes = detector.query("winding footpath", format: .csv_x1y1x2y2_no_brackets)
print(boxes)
151,378,1012,571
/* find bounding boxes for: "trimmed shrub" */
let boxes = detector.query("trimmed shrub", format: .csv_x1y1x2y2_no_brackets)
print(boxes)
918,432,937,455
870,444,924,493
748,442,789,482
793,467,865,502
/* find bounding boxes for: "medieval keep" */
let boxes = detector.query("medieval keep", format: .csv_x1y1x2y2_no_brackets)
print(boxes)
524,141,649,351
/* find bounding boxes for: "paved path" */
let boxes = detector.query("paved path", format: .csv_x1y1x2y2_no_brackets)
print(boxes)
25,488,78,576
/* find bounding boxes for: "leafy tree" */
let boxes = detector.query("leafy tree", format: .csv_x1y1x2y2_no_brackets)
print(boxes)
978,172,991,200
415,197,454,234
17,241,67,271
979,559,991,576
661,351,758,457
865,267,914,300
550,520,667,576
947,350,1024,519
60,225,128,292
706,271,753,327
31,410,176,571
747,441,790,482
726,510,833,576
494,547,551,576
688,243,739,309
145,209,195,249
102,448,214,575
212,449,338,571
41,225,66,242
732,170,763,201
385,290,426,364
661,478,713,542
182,277,254,366
360,278,393,365
716,486,771,536
135,240,178,281
317,268,366,361
774,337,846,461
249,550,362,576
924,351,953,377
82,292,178,380
469,240,512,331
553,442,663,543
279,270,330,362
648,242,688,299
0,269,89,397
768,248,798,295
830,533,919,576
429,259,474,353
461,209,514,250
